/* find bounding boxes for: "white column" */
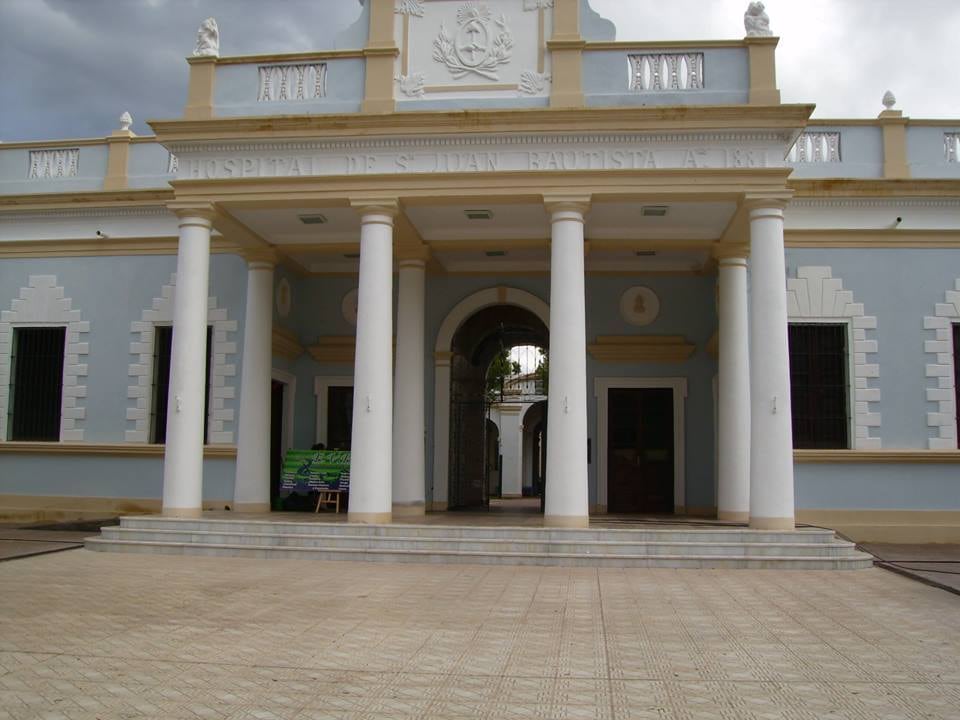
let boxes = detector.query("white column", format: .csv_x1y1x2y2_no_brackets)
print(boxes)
233,254,275,512
162,211,212,517
392,258,426,516
498,405,524,497
348,204,396,523
717,253,751,523
748,205,796,530
544,200,590,527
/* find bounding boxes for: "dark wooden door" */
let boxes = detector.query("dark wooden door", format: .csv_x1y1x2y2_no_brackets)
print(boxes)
270,380,284,505
607,388,674,514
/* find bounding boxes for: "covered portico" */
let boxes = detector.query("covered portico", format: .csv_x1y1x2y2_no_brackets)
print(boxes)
154,104,807,531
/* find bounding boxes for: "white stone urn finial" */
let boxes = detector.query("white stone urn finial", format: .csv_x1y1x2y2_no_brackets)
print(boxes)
882,90,897,110
193,17,220,58
744,2,772,37
119,111,133,132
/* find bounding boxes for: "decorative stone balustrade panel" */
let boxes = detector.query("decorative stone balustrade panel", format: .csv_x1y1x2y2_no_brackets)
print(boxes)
258,63,327,102
28,149,79,178
945,133,960,162
167,153,178,174
629,53,704,92
788,132,841,163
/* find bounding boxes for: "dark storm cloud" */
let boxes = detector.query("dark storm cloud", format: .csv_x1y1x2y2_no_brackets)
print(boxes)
0,0,363,141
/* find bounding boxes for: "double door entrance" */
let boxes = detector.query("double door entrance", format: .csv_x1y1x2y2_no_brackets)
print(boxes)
607,387,675,514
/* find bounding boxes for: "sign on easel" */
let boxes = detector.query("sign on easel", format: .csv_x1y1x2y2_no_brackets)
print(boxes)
279,450,350,495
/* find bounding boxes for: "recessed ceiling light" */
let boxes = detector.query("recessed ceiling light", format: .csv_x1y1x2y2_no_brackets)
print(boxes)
298,214,328,225
635,250,657,257
641,206,668,217
343,253,360,259
485,250,507,257
465,209,494,220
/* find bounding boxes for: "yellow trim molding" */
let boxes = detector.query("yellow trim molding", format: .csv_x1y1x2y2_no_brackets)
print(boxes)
588,335,695,363
790,178,960,198
272,326,304,360
795,449,960,463
785,229,960,249
797,509,960,544
586,40,748,51
217,49,364,65
308,336,357,364
0,237,242,259
185,56,217,121
745,36,780,105
0,189,174,211
0,442,237,457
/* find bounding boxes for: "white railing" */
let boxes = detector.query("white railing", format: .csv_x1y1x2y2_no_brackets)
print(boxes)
629,53,704,91
28,148,79,178
788,132,841,163
258,63,327,102
945,133,960,162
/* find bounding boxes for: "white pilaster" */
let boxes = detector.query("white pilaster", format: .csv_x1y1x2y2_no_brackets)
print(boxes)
544,200,590,528
348,203,396,524
233,254,276,513
716,254,751,523
162,211,213,517
748,205,795,530
392,258,426,516
498,405,524,498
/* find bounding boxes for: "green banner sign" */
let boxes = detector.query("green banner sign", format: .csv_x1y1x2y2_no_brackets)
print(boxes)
279,449,351,495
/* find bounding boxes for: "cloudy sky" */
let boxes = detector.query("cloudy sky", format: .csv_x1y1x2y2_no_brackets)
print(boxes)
1,0,958,142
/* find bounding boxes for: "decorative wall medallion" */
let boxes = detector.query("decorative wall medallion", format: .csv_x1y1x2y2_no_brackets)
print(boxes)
620,287,660,327
342,288,359,326
433,3,514,81
276,277,292,319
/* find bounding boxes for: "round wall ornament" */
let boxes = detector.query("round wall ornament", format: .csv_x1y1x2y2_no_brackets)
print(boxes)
619,286,660,326
275,277,292,319
342,288,359,326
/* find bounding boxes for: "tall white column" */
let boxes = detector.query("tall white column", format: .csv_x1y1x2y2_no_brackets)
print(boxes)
162,211,213,517
748,205,796,530
233,253,275,513
348,203,396,524
716,253,751,523
544,200,590,528
392,258,426,516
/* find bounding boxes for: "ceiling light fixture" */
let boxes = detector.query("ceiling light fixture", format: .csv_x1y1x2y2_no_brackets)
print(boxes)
465,209,494,220
641,206,668,217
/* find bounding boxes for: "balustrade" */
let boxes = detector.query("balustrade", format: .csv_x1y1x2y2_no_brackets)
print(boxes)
258,63,327,102
629,53,704,92
28,148,79,178
787,132,841,163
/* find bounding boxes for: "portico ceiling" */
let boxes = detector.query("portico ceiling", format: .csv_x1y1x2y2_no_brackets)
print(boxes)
225,199,735,274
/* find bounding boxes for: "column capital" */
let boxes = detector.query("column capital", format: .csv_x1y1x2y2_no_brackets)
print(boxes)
242,247,278,267
398,257,427,270
350,196,400,219
742,192,792,215
712,244,749,262
544,194,591,217
168,202,216,224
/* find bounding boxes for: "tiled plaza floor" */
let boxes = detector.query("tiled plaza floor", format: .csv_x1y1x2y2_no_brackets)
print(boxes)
0,551,957,719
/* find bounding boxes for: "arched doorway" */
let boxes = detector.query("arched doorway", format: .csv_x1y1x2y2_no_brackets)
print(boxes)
432,288,550,511
448,305,548,510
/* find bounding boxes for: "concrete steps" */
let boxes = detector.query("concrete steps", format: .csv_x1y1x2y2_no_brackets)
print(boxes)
85,516,875,569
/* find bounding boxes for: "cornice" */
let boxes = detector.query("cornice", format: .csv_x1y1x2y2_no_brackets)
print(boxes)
149,104,816,142
789,178,960,198
0,189,174,211
788,197,960,209
1,206,172,220
166,130,793,157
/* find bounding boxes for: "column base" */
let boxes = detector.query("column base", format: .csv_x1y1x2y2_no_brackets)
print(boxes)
233,502,270,513
392,503,425,517
718,510,750,523
348,511,392,524
499,494,524,499
749,516,795,530
161,507,203,518
544,514,589,528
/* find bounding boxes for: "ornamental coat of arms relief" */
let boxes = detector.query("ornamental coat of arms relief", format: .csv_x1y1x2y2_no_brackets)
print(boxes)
432,3,514,80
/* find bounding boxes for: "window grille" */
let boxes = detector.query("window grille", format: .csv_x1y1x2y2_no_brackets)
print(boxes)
788,323,849,449
8,327,66,441
151,326,212,444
